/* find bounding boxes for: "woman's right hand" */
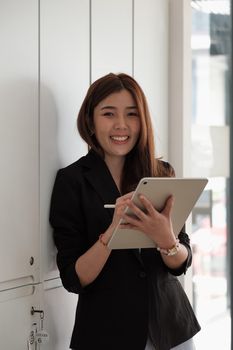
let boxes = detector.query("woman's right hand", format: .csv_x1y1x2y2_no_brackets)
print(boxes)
108,191,134,234
75,192,134,287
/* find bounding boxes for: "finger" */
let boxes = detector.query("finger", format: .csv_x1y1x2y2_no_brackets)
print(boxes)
114,202,128,216
120,191,134,199
120,191,134,201
111,204,129,228
138,195,157,216
119,222,135,229
122,213,141,228
115,191,134,205
125,199,147,221
162,195,174,216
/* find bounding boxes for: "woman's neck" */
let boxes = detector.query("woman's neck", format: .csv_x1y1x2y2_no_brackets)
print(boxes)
104,156,125,193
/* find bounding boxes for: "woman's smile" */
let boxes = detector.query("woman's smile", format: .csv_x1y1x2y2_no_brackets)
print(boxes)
93,89,141,165
110,135,129,143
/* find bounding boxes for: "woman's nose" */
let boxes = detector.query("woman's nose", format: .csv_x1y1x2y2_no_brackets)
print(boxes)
114,115,127,129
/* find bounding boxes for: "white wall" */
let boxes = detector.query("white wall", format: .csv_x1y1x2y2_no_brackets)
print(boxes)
0,1,171,348
0,2,40,347
0,0,40,285
91,0,133,80
134,0,169,158
40,0,90,282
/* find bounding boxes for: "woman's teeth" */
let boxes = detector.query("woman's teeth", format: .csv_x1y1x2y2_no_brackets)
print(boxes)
111,136,129,141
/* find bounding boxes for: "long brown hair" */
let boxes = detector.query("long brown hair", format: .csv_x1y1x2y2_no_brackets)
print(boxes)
77,73,171,194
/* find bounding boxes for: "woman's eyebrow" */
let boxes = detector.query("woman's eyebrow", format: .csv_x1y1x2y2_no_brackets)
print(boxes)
100,106,137,111
100,106,116,110
100,105,138,110
126,106,137,109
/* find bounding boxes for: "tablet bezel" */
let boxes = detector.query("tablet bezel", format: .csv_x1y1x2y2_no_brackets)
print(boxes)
107,177,208,249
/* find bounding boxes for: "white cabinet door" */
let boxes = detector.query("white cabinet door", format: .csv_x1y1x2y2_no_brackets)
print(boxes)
40,0,90,281
134,0,169,159
91,0,133,81
42,279,78,350
0,0,39,285
0,284,40,350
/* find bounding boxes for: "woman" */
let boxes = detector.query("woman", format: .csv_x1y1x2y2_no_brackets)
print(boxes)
49,73,200,350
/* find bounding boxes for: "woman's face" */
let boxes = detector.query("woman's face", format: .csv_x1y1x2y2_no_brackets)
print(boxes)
93,89,141,163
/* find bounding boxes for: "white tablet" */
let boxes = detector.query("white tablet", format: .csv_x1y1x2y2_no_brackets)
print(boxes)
107,177,208,249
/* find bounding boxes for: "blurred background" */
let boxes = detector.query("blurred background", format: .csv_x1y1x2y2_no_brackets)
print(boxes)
191,1,231,348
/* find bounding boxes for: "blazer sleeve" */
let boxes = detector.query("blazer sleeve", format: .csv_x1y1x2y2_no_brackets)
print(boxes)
159,162,193,275
165,225,192,276
49,169,88,294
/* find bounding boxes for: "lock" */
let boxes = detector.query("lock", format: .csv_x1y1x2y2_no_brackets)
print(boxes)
27,323,37,349
30,307,50,346
31,307,44,317
36,309,50,344
35,330,50,344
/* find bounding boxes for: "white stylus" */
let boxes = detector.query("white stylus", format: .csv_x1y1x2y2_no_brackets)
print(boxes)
104,204,116,208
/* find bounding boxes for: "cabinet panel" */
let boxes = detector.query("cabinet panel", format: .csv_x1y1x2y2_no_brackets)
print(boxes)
0,0,39,284
0,285,40,350
134,0,169,158
91,0,132,81
40,0,90,281
42,280,78,350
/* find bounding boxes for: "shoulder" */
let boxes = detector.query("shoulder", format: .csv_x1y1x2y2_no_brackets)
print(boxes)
53,150,106,191
50,157,88,200
57,149,103,178
57,156,86,178
50,156,90,216
56,151,95,181
156,159,175,177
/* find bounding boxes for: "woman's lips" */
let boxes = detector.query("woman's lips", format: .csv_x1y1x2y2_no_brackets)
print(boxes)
110,136,129,142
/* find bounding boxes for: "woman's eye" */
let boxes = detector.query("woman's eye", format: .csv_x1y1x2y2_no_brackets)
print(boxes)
103,112,114,117
128,112,138,117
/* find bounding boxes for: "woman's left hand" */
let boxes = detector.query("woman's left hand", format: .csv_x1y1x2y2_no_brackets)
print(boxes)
122,194,177,249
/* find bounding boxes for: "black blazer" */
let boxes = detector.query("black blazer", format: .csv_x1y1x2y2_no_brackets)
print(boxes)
49,150,200,350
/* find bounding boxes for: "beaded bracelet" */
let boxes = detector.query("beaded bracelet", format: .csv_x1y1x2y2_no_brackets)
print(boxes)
156,238,180,256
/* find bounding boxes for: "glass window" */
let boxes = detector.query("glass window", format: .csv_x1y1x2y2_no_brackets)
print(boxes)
191,1,231,349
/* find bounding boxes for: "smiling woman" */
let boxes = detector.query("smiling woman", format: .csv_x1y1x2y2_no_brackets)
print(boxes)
93,89,140,189
50,73,200,350
77,73,161,194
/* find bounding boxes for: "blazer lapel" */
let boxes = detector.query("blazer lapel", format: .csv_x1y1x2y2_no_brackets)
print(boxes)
82,150,144,266
82,150,120,220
